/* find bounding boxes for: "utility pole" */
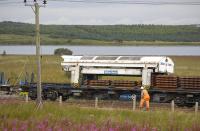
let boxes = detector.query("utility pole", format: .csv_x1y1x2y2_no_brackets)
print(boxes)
35,2,42,109
24,0,47,109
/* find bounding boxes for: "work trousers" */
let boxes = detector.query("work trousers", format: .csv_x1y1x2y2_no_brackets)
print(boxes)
139,98,150,111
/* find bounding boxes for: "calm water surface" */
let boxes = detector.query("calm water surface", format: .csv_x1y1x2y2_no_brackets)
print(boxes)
0,45,200,56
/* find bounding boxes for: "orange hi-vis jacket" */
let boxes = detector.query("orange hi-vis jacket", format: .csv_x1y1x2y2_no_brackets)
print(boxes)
141,89,150,101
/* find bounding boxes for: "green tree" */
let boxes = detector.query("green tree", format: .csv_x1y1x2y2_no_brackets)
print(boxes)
54,48,73,56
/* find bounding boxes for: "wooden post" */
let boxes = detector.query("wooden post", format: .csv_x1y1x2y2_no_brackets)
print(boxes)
59,96,62,105
132,95,136,111
195,102,198,114
25,94,28,103
35,3,42,109
171,100,174,112
95,97,98,108
24,0,47,110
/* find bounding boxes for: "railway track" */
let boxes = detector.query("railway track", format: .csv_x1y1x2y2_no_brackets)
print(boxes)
0,95,196,112
63,99,196,112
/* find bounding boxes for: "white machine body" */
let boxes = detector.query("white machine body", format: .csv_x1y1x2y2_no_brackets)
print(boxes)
61,55,174,87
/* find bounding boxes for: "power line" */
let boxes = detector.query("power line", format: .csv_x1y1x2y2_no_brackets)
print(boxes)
48,0,200,5
0,0,44,5
0,1,23,5
1,0,200,5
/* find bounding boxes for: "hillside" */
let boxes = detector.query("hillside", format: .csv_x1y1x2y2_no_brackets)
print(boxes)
0,21,200,45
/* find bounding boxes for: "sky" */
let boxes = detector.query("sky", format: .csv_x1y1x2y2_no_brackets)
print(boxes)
0,0,200,25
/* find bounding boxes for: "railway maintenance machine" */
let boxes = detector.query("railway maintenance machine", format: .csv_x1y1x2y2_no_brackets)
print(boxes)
27,55,200,107
61,55,175,101
61,55,174,87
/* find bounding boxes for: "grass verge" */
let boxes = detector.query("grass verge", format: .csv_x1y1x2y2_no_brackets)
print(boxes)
0,55,200,84
0,102,200,130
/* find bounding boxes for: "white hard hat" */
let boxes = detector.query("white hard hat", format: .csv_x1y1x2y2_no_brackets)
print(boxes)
141,86,144,90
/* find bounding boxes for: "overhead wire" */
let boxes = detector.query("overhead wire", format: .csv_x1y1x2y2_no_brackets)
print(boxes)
0,0,44,5
0,1,23,5
47,0,200,5
1,0,200,5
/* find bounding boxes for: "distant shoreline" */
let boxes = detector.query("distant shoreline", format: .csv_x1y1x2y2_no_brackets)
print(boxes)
0,39,200,46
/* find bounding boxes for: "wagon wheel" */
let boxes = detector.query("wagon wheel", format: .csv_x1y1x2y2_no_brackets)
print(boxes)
49,91,58,101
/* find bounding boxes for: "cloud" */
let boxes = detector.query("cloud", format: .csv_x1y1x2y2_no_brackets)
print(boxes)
0,2,200,25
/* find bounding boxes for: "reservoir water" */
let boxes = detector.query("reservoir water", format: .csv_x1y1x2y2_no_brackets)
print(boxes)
0,45,200,56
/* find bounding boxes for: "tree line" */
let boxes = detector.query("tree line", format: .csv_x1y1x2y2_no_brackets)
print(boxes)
0,21,200,42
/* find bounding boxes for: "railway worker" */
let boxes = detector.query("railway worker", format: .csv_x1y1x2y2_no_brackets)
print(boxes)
139,86,150,111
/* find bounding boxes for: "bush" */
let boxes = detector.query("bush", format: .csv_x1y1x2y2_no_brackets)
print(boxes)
2,50,6,56
54,48,73,55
